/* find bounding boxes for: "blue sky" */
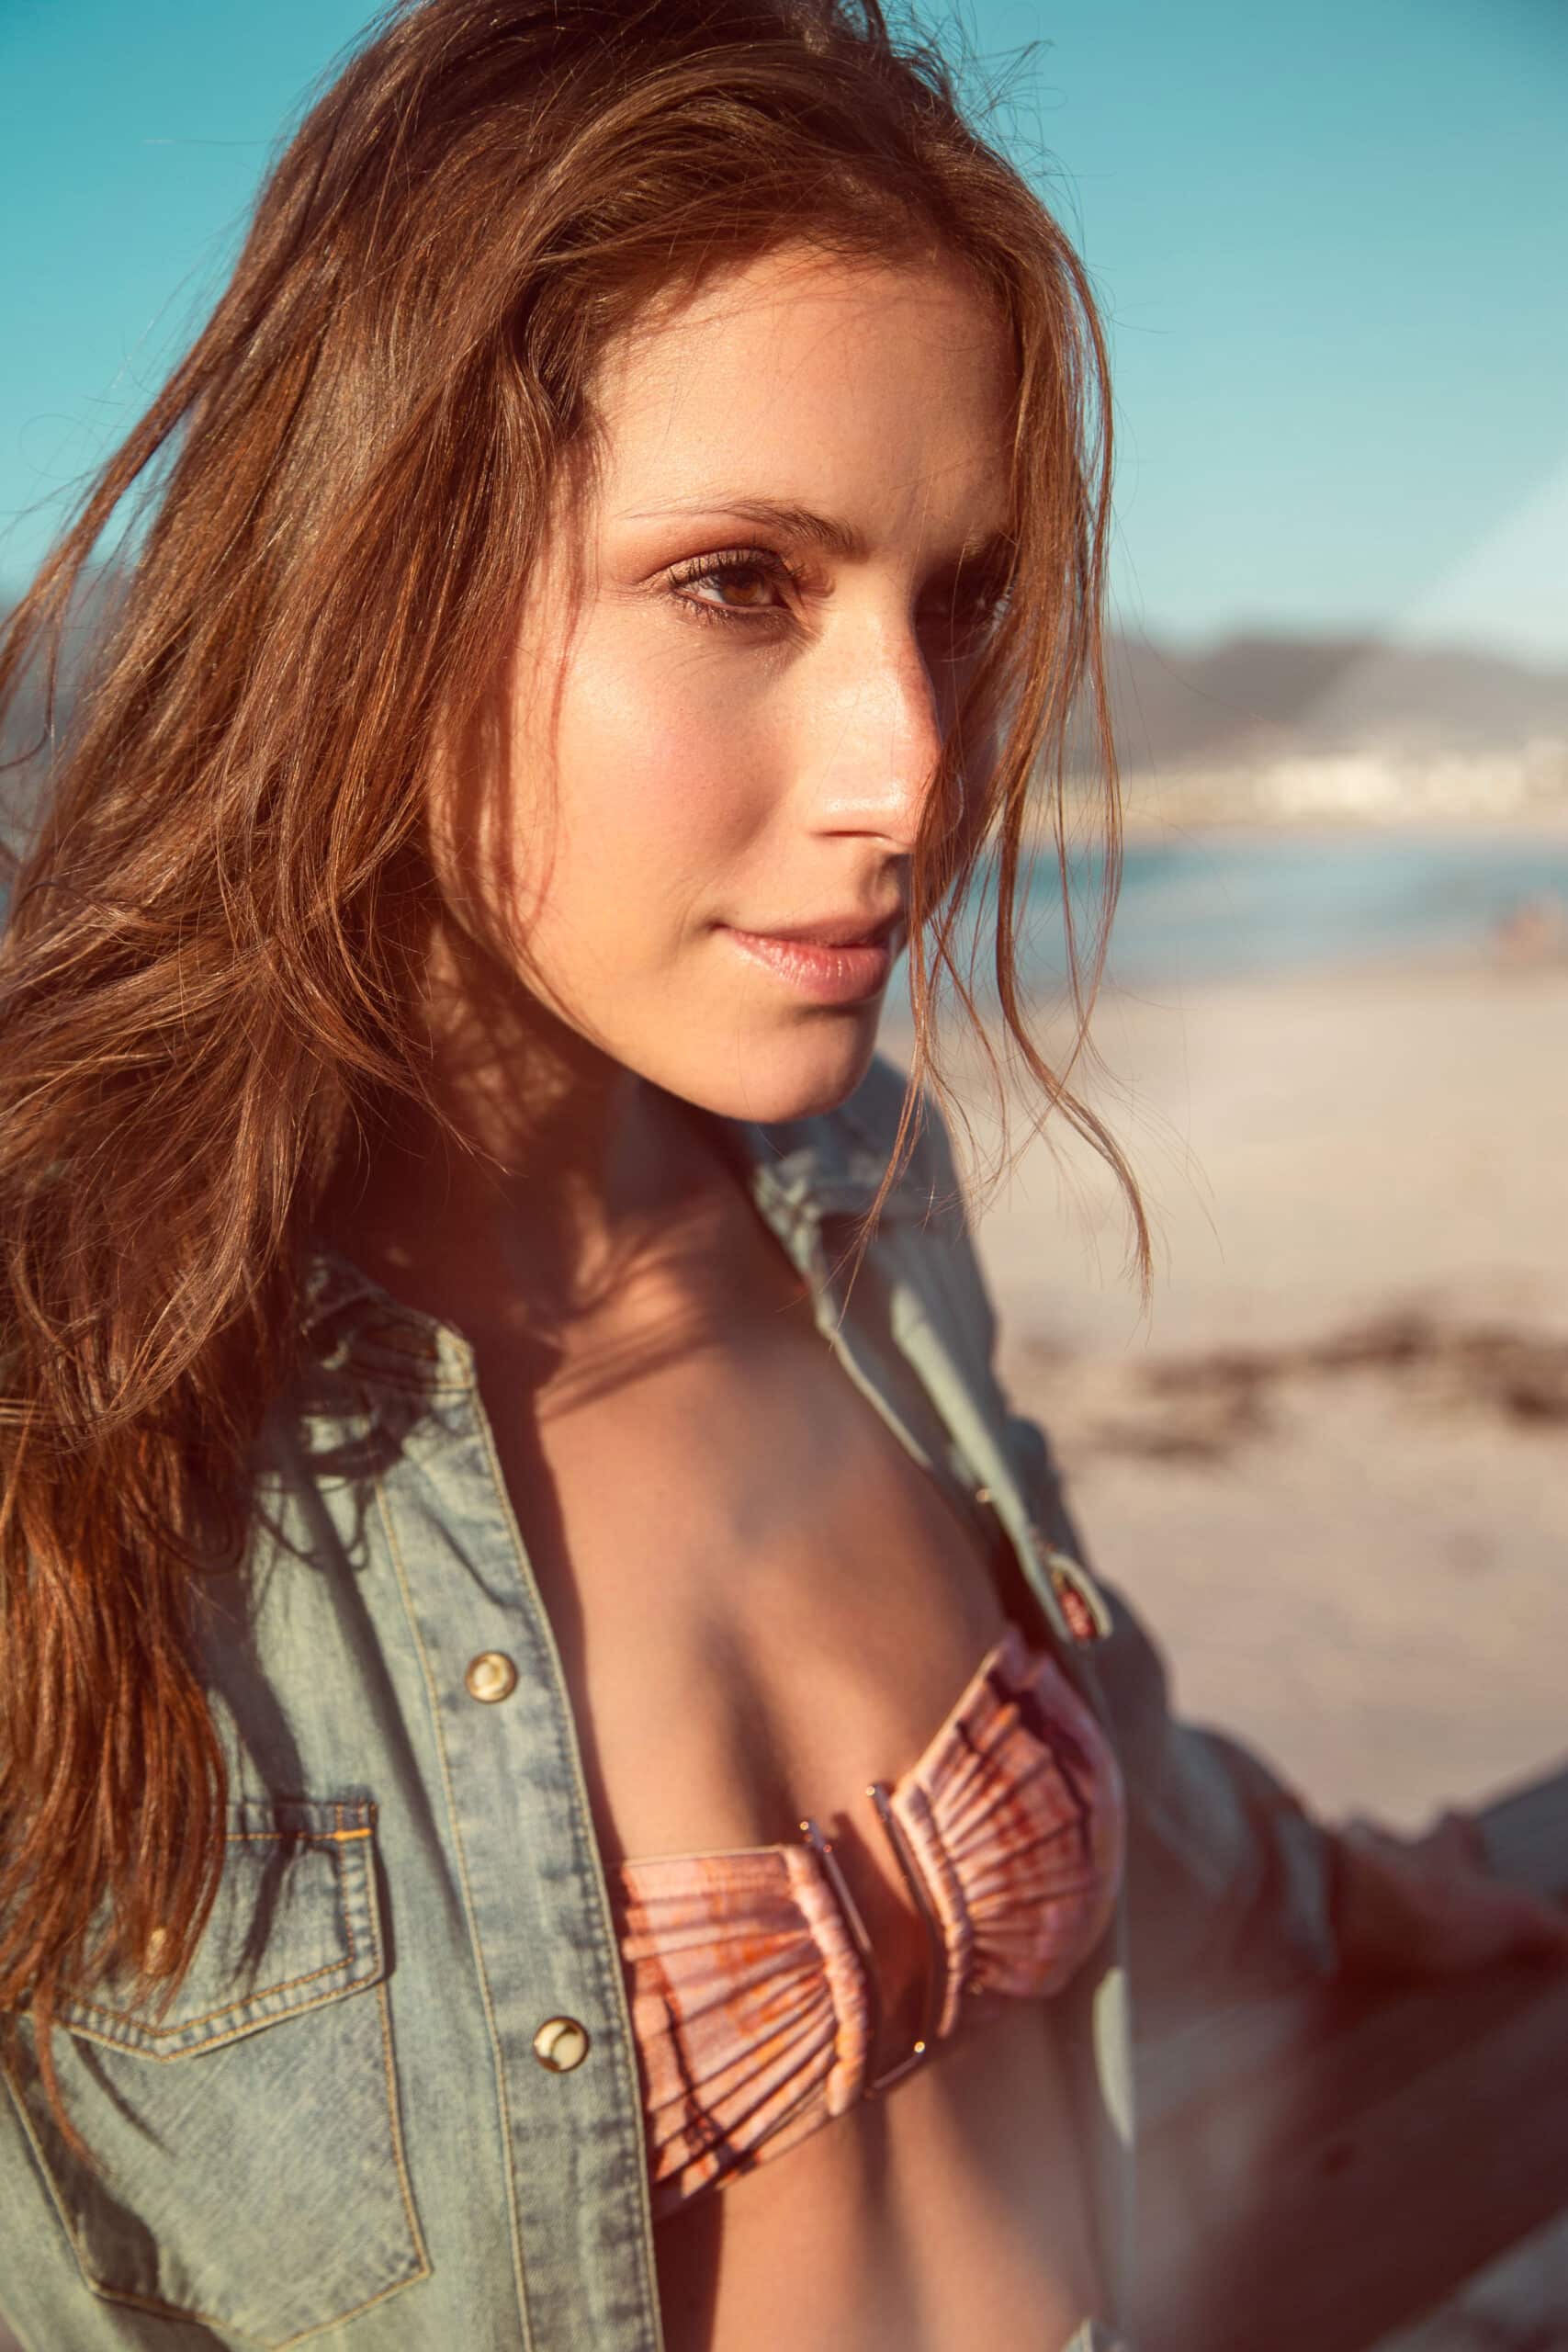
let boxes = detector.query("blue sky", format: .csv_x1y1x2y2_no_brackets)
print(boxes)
2,0,1563,661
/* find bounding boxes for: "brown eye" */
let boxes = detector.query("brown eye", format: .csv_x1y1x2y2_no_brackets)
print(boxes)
699,562,775,608
667,548,795,628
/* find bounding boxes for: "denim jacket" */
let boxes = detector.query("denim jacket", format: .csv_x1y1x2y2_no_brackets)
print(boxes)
0,1057,1337,2352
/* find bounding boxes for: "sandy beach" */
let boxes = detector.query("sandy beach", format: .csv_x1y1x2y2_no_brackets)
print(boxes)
886,935,1568,1835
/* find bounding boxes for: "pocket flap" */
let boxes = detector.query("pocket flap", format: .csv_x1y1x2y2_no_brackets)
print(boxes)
53,1797,384,2059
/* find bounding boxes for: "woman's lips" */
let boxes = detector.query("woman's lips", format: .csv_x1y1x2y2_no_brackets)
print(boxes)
719,924,894,1005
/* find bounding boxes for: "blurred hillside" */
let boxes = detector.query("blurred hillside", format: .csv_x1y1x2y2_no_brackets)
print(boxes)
1087,631,1568,831
1103,630,1568,764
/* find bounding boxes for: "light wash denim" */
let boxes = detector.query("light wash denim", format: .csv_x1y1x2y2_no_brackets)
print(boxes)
0,1057,1336,2349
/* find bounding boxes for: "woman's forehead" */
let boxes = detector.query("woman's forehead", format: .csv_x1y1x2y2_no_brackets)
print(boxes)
588,247,1016,551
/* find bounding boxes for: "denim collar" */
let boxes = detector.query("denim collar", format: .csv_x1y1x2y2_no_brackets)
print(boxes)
705,1067,935,1227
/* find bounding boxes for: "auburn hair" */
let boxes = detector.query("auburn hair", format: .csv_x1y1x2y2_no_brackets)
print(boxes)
0,0,1145,2162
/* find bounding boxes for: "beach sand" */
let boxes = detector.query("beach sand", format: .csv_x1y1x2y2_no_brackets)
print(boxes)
887,945,1568,1832
888,928,1568,2348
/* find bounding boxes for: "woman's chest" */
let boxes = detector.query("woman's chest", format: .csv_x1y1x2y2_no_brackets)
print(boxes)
474,1282,1032,1874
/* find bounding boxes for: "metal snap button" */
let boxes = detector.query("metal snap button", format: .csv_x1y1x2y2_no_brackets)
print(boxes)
465,1650,518,1703
533,2016,591,2073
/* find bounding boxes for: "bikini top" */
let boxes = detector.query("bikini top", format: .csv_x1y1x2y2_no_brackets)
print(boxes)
612,1621,1126,2216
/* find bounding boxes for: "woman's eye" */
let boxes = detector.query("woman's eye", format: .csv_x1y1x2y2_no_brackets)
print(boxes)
668,550,793,628
664,551,1010,647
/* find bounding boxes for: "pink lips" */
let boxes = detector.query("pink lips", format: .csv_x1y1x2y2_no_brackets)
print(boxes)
720,916,898,1006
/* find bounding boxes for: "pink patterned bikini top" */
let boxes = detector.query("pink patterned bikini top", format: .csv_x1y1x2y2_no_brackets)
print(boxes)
613,1621,1126,2216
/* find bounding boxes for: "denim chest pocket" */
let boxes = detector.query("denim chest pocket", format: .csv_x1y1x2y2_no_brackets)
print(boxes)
4,1798,429,2347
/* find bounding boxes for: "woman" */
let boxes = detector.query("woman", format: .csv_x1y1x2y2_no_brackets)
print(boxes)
1,3,1562,2347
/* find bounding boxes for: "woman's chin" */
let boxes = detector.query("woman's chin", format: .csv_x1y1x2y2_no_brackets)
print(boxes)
677,1016,886,1128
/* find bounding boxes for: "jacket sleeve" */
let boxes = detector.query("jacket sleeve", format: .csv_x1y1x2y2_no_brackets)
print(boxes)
1001,1404,1342,2004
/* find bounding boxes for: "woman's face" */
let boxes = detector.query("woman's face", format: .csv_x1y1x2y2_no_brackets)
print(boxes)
443,243,1017,1125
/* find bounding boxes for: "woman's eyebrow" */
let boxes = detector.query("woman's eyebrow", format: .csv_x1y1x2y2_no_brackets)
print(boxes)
616,495,1014,571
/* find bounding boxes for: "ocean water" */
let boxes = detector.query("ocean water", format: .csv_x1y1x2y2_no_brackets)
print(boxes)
1001,831,1568,990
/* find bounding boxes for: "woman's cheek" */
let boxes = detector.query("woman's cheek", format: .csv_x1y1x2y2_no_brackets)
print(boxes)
574,679,782,881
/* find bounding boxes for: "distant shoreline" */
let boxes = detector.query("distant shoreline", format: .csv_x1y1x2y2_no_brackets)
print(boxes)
1037,788,1568,850
1032,735,1568,844
1108,800,1568,848
949,815,1568,998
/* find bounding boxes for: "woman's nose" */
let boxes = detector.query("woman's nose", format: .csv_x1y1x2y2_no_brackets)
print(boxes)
800,620,952,852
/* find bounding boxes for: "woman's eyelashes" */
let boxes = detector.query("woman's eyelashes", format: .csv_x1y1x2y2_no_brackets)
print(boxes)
666,546,798,629
663,546,1011,654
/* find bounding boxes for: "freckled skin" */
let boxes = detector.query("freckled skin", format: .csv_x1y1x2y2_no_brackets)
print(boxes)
334,245,1102,2352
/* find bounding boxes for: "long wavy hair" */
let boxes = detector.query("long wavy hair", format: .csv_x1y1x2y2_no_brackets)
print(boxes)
0,0,1145,2161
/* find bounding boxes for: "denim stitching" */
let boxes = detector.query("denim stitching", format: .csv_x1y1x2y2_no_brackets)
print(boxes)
62,1832,375,2037
68,2215,430,2348
224,1826,371,1843
372,1974,433,2295
372,1468,536,2352
56,1972,395,2071
464,1369,666,2350
3,1996,428,2347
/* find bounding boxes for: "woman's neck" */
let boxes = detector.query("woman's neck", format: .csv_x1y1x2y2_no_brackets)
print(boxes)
313,927,743,1356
